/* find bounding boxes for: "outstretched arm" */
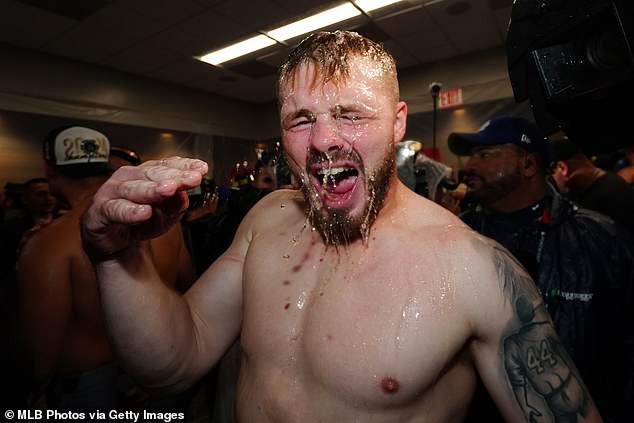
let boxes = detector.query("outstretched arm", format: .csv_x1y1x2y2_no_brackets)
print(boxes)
80,157,243,394
468,240,603,422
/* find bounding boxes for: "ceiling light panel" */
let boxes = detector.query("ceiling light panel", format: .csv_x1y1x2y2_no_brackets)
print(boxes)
198,35,276,66
197,1,407,66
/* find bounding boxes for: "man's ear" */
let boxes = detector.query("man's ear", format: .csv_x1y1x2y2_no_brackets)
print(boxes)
552,160,568,176
522,152,541,177
394,101,407,143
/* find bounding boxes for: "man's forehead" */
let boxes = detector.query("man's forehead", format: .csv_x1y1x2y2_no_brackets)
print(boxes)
279,64,387,111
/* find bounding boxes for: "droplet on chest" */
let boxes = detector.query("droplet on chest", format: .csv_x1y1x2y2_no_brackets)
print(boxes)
380,376,400,394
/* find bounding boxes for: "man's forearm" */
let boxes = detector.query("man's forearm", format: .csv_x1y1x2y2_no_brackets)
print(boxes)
95,246,200,394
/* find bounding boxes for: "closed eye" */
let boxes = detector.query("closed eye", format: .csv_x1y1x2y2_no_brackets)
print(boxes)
338,114,357,122
288,118,314,130
284,109,315,131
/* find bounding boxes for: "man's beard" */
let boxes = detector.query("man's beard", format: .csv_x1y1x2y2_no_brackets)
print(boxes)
293,146,395,246
465,167,523,206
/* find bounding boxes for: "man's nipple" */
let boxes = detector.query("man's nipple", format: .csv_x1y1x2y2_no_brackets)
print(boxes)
380,376,400,394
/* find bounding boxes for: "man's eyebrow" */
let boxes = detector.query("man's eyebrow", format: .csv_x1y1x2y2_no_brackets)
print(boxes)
333,104,361,113
283,108,314,122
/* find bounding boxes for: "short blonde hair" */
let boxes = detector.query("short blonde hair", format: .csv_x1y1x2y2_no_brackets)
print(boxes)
276,30,399,105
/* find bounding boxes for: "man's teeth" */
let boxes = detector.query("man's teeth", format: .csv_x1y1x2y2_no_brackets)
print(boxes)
320,167,347,178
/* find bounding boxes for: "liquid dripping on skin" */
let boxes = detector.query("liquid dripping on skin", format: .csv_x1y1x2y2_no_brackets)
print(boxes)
304,151,390,250
426,232,458,315
297,291,308,309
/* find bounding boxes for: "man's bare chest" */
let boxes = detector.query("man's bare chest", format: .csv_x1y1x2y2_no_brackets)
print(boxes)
240,233,471,406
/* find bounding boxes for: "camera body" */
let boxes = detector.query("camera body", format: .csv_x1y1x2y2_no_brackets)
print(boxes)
507,0,634,155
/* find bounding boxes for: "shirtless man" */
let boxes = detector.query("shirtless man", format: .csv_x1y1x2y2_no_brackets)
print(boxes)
80,31,602,422
18,127,195,410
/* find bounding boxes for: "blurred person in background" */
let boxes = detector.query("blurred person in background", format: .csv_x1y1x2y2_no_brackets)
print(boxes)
0,178,56,277
550,137,634,237
449,115,634,423
17,128,196,415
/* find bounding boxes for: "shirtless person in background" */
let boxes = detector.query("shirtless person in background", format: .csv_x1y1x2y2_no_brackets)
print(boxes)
80,31,602,422
18,128,195,410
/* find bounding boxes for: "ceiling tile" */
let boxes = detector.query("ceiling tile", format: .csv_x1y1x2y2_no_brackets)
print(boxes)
81,3,164,42
0,0,75,49
120,0,208,25
143,29,212,57
272,0,334,16
398,32,457,64
147,57,221,84
174,9,251,48
425,0,496,29
213,0,291,30
43,23,133,63
376,7,438,38
101,41,187,74
15,0,110,20
382,39,420,69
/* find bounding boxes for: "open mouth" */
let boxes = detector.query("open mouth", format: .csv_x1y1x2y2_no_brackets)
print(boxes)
316,166,359,194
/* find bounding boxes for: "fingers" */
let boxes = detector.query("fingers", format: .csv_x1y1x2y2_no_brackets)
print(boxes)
109,157,208,201
88,156,208,228
111,179,179,204
101,199,153,225
82,157,204,261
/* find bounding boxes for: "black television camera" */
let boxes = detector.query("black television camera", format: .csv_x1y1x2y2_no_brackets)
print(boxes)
507,0,634,155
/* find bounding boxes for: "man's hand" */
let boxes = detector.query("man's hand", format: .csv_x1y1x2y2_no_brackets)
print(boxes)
81,157,208,262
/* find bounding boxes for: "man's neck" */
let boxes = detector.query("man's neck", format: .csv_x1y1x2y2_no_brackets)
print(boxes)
58,177,107,208
568,166,605,196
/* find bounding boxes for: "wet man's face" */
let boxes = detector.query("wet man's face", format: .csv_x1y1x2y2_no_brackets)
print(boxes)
279,57,406,244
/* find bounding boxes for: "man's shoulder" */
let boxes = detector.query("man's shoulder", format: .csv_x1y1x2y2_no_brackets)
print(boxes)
19,211,79,257
248,188,305,216
237,188,307,235
559,201,619,233
552,200,634,258
414,220,501,270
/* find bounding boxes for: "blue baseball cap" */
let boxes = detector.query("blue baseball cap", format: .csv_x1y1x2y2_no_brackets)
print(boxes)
448,116,551,165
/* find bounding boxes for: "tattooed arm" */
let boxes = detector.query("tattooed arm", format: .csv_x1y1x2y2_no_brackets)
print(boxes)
466,238,602,422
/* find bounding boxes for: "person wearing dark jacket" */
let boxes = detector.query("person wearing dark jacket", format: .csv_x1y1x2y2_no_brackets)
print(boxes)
549,136,634,237
449,116,634,423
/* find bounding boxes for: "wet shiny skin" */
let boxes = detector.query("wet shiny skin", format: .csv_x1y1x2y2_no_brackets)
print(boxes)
280,59,401,244
231,186,480,422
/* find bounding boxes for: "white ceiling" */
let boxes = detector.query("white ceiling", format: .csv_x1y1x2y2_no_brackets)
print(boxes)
0,0,513,104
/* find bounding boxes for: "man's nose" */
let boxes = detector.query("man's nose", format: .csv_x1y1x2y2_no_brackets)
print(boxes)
309,115,344,153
